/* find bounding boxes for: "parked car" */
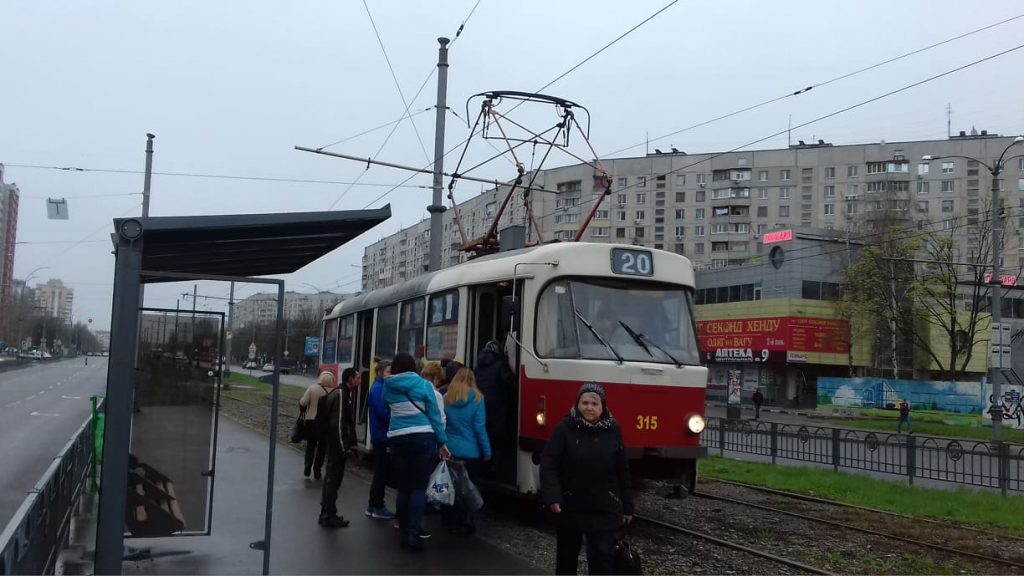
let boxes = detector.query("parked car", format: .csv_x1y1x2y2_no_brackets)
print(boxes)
261,363,274,372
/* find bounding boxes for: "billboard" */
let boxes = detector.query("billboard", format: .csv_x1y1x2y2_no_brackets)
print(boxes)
304,336,320,357
698,316,849,364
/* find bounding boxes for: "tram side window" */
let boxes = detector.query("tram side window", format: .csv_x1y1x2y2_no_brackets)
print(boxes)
375,305,399,359
397,298,427,361
337,315,354,365
322,318,339,365
427,290,459,359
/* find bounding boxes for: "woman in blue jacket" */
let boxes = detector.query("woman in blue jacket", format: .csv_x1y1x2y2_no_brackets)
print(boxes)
365,359,394,520
443,368,491,534
384,352,450,551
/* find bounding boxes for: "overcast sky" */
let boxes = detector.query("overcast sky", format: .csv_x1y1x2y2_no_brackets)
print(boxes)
4,0,1023,331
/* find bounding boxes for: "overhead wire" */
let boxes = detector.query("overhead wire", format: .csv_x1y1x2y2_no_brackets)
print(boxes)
604,11,1024,157
315,108,433,151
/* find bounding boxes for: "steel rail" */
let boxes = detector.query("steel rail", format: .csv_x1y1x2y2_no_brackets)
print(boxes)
712,478,1024,542
694,490,1024,570
632,513,835,575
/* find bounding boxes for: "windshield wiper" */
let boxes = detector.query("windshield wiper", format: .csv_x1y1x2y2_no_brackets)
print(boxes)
574,308,624,363
618,320,683,368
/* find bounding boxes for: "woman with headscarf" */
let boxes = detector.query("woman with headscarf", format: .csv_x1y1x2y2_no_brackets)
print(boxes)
540,383,633,575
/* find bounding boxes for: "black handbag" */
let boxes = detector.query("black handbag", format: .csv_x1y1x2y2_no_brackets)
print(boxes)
290,413,305,443
613,530,642,575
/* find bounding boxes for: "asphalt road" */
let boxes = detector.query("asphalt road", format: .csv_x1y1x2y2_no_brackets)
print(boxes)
0,357,108,526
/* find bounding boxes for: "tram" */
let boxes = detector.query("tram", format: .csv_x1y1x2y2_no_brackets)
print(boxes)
318,241,708,493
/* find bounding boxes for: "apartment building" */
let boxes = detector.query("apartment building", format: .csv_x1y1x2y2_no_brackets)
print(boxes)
363,131,1024,292
233,291,350,328
0,164,19,317
34,279,74,323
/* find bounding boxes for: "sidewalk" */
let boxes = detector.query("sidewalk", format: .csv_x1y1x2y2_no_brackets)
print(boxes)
117,417,539,575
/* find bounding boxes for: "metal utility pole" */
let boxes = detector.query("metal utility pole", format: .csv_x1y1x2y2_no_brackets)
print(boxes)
142,133,155,218
225,282,235,375
428,37,450,272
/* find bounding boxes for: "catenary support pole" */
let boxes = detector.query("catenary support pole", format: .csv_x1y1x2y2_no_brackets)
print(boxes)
428,37,450,272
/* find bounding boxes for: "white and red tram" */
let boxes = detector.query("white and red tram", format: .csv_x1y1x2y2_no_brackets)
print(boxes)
318,242,708,493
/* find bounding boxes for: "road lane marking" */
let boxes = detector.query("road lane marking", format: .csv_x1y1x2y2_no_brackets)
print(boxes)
61,395,81,400
30,411,61,417
49,385,55,389
26,394,36,400
5,401,21,407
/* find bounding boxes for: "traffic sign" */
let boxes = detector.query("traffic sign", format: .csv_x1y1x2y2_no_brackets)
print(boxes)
248,342,257,360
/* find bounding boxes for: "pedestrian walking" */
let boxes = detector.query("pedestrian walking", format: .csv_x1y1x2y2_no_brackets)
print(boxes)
365,359,396,520
540,383,633,575
314,368,359,528
298,371,334,480
385,352,450,551
442,368,491,535
897,398,912,433
752,388,764,420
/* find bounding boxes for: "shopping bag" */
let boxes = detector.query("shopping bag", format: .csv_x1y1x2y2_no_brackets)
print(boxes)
426,461,455,506
613,533,643,575
448,460,484,512
290,416,305,444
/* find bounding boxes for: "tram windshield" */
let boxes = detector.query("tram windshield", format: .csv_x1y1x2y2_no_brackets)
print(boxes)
535,278,701,365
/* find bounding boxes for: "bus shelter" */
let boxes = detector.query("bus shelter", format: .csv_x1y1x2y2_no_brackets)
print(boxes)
96,208,390,575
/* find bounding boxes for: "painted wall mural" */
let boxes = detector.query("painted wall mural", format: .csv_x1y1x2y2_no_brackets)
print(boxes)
817,377,1023,429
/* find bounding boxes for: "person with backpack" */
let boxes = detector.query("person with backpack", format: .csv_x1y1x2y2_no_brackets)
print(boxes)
298,371,334,480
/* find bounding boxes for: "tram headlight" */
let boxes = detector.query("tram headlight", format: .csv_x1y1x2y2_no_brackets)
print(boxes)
536,395,547,427
686,413,706,434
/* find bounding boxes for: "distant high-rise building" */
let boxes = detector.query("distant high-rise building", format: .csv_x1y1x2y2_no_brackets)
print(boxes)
34,279,74,323
234,291,351,327
0,164,19,321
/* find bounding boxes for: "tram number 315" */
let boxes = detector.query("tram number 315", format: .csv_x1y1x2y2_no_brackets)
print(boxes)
635,415,659,430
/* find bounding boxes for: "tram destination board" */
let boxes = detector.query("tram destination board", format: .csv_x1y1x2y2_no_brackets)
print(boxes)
610,248,654,277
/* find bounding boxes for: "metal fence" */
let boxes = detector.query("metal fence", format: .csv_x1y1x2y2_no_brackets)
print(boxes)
703,417,1023,495
0,403,99,575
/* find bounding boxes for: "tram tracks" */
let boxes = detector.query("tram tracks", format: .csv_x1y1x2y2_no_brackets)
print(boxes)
693,480,1024,572
632,513,835,575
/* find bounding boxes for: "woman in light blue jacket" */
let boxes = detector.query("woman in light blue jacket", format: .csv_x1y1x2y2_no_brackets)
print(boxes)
442,368,491,534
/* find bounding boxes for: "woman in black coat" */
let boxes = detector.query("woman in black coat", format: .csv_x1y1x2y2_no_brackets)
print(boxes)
540,383,633,575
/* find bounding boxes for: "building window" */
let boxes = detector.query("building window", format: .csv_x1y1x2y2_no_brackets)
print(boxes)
846,202,858,215
634,227,645,238
712,223,727,234
780,169,791,180
757,206,768,217
617,193,627,205
1018,158,1024,171
917,181,930,194
674,226,685,238
637,176,647,188
557,180,582,193
867,162,885,174
697,173,707,185
732,169,751,181
824,203,836,215
941,199,954,212
675,208,685,219
847,184,859,196
675,174,686,187
918,163,930,176
695,208,705,220
758,170,768,182
916,201,928,213
594,209,609,219
617,177,627,189
635,210,646,221
847,165,859,177
591,227,609,237
695,243,705,254
675,191,685,202
758,187,768,199
636,193,647,204
941,180,955,193
779,187,791,199
695,225,705,237
696,190,706,202
825,167,836,179
943,219,953,231
616,211,626,222
712,188,730,200
942,161,955,174
824,185,836,198
779,206,790,217
615,228,626,239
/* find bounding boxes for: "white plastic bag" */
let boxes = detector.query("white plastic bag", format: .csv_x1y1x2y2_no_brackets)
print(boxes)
426,461,455,506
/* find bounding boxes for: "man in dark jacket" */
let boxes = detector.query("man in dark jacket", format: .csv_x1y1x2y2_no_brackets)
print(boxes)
752,388,764,420
540,383,633,575
316,367,360,528
474,340,514,476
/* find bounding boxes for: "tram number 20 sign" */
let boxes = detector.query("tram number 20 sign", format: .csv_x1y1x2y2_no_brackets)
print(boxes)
610,248,654,277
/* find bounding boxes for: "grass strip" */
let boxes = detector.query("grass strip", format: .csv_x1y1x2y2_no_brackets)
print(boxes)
699,456,1024,536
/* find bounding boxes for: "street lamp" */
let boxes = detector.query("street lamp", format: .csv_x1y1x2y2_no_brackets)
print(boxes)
923,135,1024,442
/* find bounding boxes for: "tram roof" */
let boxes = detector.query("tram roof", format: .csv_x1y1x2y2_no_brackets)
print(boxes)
328,241,695,318
118,206,391,279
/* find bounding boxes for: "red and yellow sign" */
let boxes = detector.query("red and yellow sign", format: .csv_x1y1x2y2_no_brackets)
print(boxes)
697,316,849,363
